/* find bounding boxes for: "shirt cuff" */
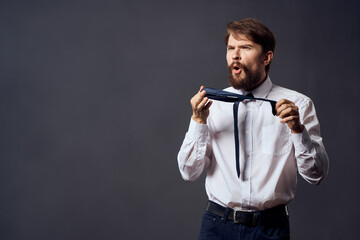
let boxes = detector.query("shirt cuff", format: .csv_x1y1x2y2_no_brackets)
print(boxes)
291,127,312,153
186,118,209,142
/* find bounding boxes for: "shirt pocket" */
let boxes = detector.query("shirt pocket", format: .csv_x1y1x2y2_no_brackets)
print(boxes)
260,124,292,156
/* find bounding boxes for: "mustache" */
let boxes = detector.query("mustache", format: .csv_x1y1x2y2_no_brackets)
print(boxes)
229,62,249,72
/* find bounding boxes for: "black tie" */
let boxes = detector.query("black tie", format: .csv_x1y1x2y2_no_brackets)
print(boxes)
203,88,277,178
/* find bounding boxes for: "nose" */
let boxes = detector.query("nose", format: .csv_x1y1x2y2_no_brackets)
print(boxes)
232,48,240,60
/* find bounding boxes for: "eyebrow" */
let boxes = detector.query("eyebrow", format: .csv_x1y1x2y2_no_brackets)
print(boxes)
227,44,253,48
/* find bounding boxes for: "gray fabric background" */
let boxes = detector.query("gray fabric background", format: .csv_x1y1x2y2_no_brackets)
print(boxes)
1,0,359,239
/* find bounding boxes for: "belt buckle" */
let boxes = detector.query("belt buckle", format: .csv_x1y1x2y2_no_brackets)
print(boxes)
233,210,241,224
233,210,258,226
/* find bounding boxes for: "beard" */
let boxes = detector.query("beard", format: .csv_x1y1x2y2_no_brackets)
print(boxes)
228,62,263,91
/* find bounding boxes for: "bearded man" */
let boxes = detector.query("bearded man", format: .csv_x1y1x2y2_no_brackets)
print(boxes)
177,18,329,240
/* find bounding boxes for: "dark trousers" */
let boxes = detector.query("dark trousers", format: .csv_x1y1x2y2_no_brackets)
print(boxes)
198,211,290,240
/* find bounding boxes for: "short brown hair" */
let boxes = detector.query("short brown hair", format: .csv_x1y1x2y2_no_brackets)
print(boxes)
225,18,276,73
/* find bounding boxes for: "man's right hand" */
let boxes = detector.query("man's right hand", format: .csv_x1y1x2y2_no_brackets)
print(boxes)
190,86,213,124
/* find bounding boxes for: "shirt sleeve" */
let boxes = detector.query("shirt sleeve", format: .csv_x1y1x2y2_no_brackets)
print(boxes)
291,99,329,185
177,118,212,182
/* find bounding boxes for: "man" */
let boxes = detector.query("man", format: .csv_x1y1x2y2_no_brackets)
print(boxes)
177,18,329,240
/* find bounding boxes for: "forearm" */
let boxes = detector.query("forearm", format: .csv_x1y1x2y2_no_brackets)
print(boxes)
293,128,329,185
177,119,211,182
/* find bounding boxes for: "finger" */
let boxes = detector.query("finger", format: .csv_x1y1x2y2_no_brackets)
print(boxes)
203,100,213,111
275,99,289,110
280,115,299,123
275,99,286,116
277,104,295,116
276,98,297,116
278,107,298,119
275,99,285,108
276,99,294,108
192,90,207,107
197,97,209,110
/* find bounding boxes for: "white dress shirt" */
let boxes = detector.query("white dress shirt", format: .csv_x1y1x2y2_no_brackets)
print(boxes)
177,76,329,211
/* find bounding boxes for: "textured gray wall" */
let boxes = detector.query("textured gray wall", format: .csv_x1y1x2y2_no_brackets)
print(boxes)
0,0,359,239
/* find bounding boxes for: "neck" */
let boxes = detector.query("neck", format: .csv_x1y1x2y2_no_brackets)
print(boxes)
245,73,267,92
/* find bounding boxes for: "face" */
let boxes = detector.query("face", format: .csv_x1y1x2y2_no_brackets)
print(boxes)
226,34,272,91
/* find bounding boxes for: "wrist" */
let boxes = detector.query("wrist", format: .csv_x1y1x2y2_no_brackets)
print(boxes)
291,124,304,134
192,115,207,124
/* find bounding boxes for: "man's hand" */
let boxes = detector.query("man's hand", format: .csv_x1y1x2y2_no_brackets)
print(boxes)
276,99,304,134
190,86,213,124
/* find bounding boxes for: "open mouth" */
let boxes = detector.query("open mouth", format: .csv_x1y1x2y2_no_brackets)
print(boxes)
232,65,241,74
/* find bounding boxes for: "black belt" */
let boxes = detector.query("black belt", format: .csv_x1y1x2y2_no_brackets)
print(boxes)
206,201,289,227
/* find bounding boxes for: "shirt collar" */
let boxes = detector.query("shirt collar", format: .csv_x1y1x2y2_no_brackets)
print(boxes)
226,75,273,100
252,75,272,99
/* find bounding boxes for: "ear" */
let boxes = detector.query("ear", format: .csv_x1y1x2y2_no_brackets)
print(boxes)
263,51,274,66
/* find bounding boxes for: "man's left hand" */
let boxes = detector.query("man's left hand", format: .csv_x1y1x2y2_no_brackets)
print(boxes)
276,99,304,134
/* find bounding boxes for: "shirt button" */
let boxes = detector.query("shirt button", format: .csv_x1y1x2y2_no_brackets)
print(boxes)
245,130,249,135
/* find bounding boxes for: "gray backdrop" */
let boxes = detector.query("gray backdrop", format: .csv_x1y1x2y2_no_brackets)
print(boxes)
1,0,359,239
